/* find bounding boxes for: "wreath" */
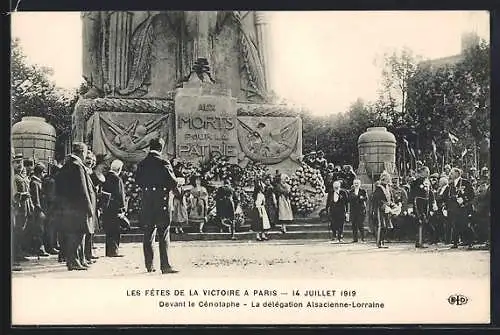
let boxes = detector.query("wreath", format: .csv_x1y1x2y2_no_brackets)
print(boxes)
289,162,326,216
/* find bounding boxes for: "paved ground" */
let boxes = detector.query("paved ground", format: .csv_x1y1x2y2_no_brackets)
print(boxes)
12,240,490,279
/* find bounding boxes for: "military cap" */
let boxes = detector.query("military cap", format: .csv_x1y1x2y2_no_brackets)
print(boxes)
13,153,23,161
430,173,440,179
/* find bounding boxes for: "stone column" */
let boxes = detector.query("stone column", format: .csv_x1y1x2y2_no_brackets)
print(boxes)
254,11,270,91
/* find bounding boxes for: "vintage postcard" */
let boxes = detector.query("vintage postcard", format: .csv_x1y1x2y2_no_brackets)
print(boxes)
10,10,490,325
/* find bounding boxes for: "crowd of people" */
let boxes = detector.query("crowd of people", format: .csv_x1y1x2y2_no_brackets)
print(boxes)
12,139,490,273
12,143,131,271
320,161,490,249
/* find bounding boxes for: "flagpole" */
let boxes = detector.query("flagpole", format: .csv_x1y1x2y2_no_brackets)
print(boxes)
402,142,406,177
474,141,478,169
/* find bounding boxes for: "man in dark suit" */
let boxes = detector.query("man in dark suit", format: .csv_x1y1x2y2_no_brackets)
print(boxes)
446,167,475,249
135,138,180,274
83,151,100,265
28,162,50,257
326,180,349,243
102,159,126,257
348,179,367,242
55,142,95,271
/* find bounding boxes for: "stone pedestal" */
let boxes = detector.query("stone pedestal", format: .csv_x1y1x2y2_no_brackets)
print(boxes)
174,77,238,164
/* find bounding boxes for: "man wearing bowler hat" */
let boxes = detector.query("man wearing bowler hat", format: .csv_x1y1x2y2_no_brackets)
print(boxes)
135,138,180,274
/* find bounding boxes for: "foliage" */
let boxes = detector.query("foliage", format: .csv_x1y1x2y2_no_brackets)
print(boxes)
11,38,84,161
404,40,490,168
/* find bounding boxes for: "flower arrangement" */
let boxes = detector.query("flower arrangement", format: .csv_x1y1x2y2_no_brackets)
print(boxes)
121,167,142,218
289,162,326,216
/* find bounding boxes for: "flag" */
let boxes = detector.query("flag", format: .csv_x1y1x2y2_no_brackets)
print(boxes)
431,139,437,160
410,147,416,159
448,132,459,144
461,148,468,159
402,137,411,155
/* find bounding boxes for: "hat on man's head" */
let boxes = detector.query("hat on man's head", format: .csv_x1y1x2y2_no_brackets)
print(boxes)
13,153,23,161
34,162,46,174
430,173,440,179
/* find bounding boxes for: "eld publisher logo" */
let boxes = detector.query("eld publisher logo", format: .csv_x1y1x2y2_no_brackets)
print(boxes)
448,294,469,306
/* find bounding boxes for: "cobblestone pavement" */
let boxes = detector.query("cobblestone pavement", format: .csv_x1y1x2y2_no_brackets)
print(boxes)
12,240,490,279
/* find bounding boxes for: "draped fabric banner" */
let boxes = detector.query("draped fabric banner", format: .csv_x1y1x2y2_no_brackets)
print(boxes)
88,112,173,163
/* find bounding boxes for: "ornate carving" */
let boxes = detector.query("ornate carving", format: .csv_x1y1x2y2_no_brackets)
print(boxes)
75,98,174,123
236,103,301,117
95,113,170,163
237,117,299,164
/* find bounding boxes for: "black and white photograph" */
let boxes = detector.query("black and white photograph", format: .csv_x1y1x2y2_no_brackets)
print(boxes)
10,10,491,325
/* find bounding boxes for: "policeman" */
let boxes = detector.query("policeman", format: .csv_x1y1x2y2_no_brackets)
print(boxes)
135,138,180,274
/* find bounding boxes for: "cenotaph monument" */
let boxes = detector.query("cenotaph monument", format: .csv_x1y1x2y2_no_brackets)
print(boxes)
72,11,303,175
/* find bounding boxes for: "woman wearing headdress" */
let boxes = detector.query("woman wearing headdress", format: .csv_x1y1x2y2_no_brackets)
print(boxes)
251,180,271,241
275,173,293,233
190,175,209,233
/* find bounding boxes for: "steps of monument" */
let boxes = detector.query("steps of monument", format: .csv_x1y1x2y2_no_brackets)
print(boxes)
94,230,368,243
94,216,371,243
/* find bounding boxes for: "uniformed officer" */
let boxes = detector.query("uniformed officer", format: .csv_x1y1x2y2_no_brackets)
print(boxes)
410,167,438,248
135,138,180,274
12,153,34,263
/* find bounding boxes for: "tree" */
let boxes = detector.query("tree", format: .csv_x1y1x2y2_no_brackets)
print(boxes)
11,38,83,161
375,47,421,127
405,39,490,168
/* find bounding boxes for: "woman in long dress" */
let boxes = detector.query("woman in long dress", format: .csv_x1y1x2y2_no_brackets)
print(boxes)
251,180,271,241
275,173,293,233
172,186,189,234
190,176,209,233
215,179,236,239
263,176,278,228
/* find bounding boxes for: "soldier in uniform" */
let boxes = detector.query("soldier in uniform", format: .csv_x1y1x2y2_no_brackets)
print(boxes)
348,179,367,242
13,153,33,263
410,168,438,248
135,138,180,274
446,168,475,249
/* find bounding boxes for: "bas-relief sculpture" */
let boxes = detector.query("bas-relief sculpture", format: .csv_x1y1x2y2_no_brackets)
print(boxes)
76,11,301,175
82,11,270,102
